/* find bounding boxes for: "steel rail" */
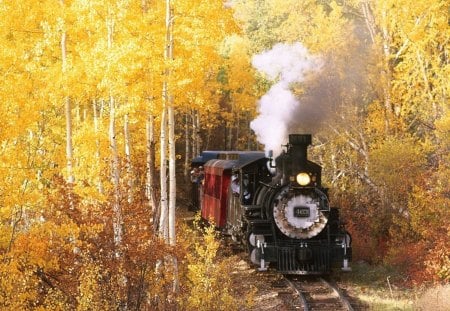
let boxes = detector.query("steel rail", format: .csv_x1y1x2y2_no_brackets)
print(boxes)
319,277,354,311
284,277,309,311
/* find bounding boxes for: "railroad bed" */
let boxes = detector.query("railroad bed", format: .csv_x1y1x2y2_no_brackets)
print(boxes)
262,273,365,311
222,238,365,310
282,276,353,310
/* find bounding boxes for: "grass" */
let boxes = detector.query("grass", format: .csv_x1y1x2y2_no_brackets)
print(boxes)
334,261,447,310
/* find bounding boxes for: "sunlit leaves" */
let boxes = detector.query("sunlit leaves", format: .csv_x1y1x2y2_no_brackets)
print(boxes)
0,0,245,307
369,135,426,197
180,219,244,311
371,0,449,132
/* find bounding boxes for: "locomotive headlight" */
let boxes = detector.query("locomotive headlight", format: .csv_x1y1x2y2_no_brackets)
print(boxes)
296,172,311,186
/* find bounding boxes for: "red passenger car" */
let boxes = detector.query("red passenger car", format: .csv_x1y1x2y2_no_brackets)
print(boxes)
201,159,234,227
195,151,266,228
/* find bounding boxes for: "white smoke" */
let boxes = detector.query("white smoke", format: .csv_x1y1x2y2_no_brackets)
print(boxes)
250,42,322,156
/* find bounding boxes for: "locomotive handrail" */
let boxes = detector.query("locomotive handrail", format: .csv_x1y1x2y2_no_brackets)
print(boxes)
267,150,277,168
243,204,261,211
258,181,279,189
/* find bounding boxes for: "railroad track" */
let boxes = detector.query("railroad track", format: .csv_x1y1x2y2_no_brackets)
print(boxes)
277,275,354,311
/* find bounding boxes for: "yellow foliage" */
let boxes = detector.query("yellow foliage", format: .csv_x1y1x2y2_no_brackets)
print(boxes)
175,216,251,311
369,135,426,202
0,258,39,309
77,263,113,311
0,0,243,307
40,288,72,311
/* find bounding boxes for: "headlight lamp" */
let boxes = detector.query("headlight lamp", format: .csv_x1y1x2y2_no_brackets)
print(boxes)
296,172,311,186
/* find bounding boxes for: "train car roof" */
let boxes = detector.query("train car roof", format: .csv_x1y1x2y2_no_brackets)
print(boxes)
193,150,265,163
204,159,237,171
202,151,267,171
192,151,221,165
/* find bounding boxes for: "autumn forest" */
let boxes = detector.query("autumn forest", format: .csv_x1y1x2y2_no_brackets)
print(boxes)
0,0,448,309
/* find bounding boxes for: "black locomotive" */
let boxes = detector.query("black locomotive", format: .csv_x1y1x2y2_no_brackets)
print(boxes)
191,134,351,274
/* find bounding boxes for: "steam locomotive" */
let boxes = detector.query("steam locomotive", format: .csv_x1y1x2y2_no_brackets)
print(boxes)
191,134,351,274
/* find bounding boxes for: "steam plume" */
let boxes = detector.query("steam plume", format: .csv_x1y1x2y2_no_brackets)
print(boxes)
250,43,322,156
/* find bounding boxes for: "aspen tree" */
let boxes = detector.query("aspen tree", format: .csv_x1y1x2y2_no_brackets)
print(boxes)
159,0,170,240
92,100,104,194
195,113,200,155
124,114,133,203
109,96,123,252
60,0,74,184
183,113,190,178
146,114,158,231
192,111,200,157
159,105,168,240
372,0,394,133
139,0,161,232
106,9,123,253
159,0,175,245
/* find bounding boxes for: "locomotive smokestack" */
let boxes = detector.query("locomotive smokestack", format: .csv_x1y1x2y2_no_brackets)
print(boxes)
288,134,311,163
289,134,311,146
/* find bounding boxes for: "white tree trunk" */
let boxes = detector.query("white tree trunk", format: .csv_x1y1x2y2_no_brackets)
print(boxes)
166,0,176,247
159,0,176,244
60,0,74,185
107,16,123,255
166,2,179,293
146,115,158,231
193,110,201,157
184,113,190,178
192,111,197,157
109,95,123,253
124,114,134,203
363,1,392,132
64,97,74,184
235,110,240,150
361,1,376,44
92,100,104,194
107,12,128,310
168,104,176,246
381,4,392,130
159,103,168,240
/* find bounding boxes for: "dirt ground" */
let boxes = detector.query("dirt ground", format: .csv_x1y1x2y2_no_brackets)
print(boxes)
228,252,294,310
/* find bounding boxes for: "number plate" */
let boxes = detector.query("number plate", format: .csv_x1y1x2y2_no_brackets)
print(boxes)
293,206,310,218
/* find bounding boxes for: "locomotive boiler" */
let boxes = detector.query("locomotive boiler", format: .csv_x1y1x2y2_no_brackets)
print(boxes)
192,134,351,274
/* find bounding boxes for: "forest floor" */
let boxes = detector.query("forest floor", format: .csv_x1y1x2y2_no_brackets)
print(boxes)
177,190,449,311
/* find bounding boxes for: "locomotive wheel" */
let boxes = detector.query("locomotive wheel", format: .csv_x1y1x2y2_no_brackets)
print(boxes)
244,229,260,265
244,226,254,252
247,232,265,247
